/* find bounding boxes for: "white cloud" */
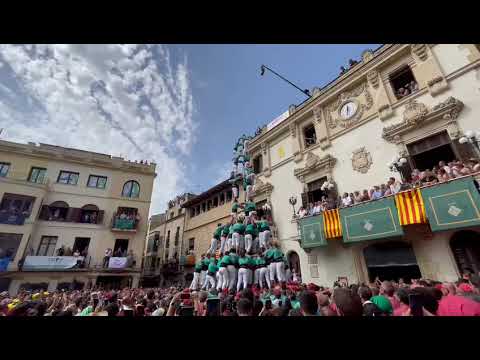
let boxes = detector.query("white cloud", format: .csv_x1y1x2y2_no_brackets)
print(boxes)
0,44,196,215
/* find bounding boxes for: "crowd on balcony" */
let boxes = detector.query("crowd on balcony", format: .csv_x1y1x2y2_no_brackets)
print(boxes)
112,209,140,229
395,80,419,99
102,248,136,269
298,158,480,218
1,269,479,316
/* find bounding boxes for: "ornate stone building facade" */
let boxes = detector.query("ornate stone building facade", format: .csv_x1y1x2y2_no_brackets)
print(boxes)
248,44,480,285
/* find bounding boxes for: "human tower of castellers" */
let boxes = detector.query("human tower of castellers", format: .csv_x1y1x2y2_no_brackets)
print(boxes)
189,135,293,293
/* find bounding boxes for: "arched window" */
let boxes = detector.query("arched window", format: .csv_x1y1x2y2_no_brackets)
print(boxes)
122,180,140,198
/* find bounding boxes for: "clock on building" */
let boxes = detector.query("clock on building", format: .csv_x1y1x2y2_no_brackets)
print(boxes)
340,101,358,120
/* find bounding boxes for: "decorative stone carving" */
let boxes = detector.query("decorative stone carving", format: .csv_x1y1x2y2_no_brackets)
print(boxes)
312,87,321,97
382,97,464,143
427,76,443,87
411,44,428,62
319,137,331,150
367,70,379,89
289,104,296,115
252,177,274,198
289,123,297,138
351,147,373,174
261,142,267,155
403,100,429,125
325,82,373,129
313,105,322,123
362,49,374,63
294,153,336,181
378,104,393,121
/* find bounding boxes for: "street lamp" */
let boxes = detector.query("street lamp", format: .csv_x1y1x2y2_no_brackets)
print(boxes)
459,130,480,156
388,156,408,182
289,196,297,218
260,64,312,98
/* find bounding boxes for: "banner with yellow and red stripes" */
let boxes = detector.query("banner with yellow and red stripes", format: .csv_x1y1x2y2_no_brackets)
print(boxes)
394,188,427,225
323,208,342,239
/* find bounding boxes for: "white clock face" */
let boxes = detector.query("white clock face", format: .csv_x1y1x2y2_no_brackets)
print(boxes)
340,101,358,119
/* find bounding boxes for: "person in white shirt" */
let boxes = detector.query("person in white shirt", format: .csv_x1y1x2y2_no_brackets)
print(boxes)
439,161,452,176
297,207,307,218
341,193,353,207
388,177,402,194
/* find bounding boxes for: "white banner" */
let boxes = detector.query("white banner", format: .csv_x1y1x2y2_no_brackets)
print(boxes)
267,110,290,131
108,257,127,269
23,256,84,270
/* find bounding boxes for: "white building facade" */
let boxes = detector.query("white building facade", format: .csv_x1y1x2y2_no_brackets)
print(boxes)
248,44,480,286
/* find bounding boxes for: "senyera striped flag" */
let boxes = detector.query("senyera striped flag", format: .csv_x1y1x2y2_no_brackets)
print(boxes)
394,188,427,225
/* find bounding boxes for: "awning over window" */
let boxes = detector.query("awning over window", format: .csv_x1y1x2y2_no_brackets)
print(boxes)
364,243,418,268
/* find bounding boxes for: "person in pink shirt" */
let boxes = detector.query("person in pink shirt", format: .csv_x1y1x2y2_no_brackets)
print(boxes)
437,282,480,316
393,288,410,316
380,281,401,311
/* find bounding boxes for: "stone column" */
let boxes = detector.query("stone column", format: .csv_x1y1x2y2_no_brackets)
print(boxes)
261,142,272,177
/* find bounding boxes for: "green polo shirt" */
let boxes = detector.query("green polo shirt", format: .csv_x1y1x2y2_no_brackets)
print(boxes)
201,258,210,269
238,257,249,267
272,248,284,262
232,223,246,235
218,255,230,267
207,262,218,274
259,220,270,232
229,253,239,267
228,225,234,238
222,226,230,237
245,223,256,236
256,257,266,267
194,263,202,272
244,201,256,214
232,202,239,213
213,225,223,240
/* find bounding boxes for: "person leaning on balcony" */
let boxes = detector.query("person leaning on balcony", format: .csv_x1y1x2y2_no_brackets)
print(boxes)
103,248,112,268
341,193,353,207
371,186,383,200
297,207,307,218
57,246,65,256
353,191,363,203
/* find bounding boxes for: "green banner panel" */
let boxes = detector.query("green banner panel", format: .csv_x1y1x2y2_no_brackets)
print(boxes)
299,215,327,248
340,197,404,244
421,177,480,232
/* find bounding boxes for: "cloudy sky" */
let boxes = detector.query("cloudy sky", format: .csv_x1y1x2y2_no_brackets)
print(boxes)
0,44,378,215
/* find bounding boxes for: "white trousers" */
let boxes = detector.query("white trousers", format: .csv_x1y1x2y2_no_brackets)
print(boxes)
190,272,200,290
200,270,207,287
259,267,271,289
275,262,286,283
218,267,229,290
259,230,271,249
268,263,276,282
237,268,249,292
252,237,259,254
247,268,253,285
232,186,239,199
245,234,253,254
204,274,216,290
227,265,237,290
233,233,244,251
216,272,221,290
226,237,233,251
246,185,253,201
208,238,218,255
219,236,227,254
254,268,260,285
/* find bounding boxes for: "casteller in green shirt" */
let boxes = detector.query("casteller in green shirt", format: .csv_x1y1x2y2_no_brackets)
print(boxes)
222,226,230,237
194,262,202,273
232,201,239,213
244,201,256,215
207,261,218,274
259,219,270,232
232,222,246,235
213,224,223,240
229,252,239,267
218,255,230,267
371,295,393,315
245,223,256,236
238,256,249,267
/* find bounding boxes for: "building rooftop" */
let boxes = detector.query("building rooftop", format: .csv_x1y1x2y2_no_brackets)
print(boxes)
0,139,156,174
181,179,231,208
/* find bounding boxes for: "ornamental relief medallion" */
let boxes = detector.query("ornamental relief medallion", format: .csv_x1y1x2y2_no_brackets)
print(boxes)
351,147,372,174
324,82,374,130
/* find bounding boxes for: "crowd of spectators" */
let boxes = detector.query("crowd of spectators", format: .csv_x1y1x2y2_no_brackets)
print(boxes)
297,159,480,218
395,80,419,99
2,271,479,316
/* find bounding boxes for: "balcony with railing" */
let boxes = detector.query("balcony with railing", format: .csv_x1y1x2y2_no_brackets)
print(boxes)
111,207,140,232
0,193,36,226
20,255,92,271
38,203,104,225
